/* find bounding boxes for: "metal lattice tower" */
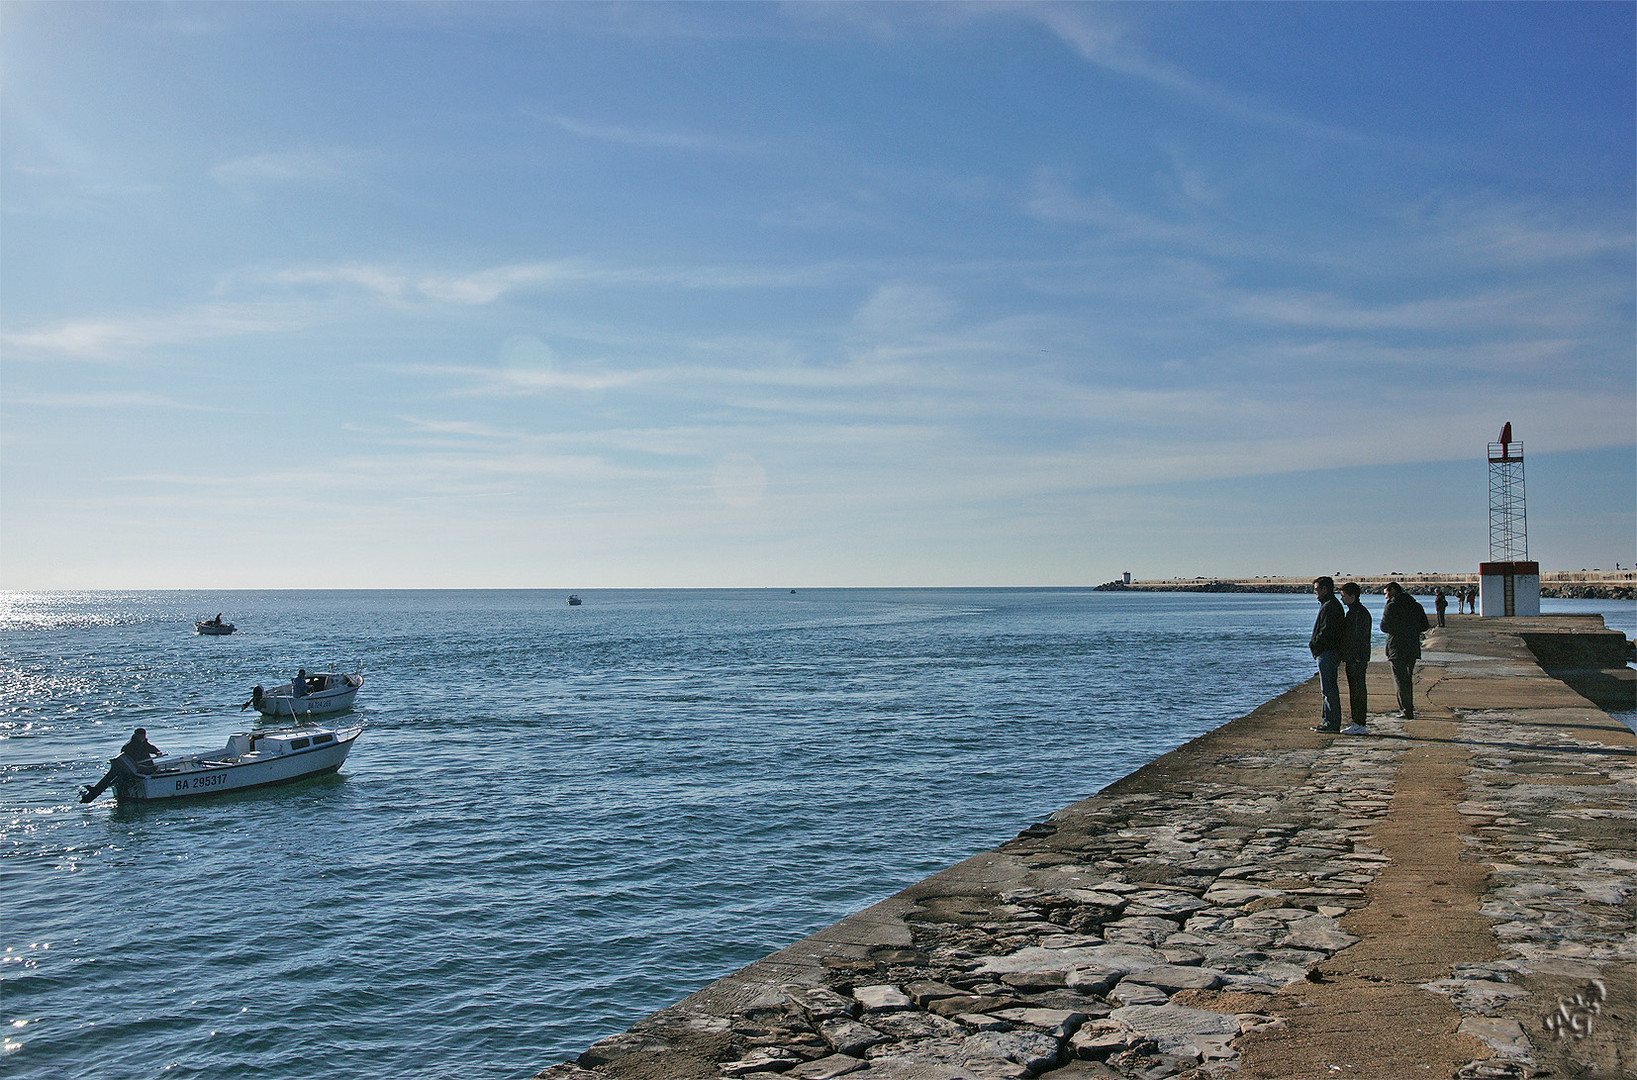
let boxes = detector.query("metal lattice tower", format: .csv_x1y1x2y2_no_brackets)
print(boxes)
1488,422,1527,561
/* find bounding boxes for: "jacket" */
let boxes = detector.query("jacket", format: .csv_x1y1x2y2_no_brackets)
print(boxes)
1380,593,1430,661
1341,601,1372,663
1310,596,1346,657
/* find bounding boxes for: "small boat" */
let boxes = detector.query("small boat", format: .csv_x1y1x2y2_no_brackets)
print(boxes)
249,671,363,717
81,719,362,803
568,594,583,606
195,618,236,635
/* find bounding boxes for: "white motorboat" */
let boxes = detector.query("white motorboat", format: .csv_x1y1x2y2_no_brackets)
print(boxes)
80,719,363,803
195,618,236,635
250,671,363,717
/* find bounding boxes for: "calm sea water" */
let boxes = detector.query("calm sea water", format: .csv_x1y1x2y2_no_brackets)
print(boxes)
3,589,1631,1080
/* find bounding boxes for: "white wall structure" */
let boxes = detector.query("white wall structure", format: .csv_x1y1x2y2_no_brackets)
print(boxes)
1479,560,1541,617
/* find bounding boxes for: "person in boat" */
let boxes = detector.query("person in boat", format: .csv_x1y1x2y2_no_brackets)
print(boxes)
294,668,308,698
122,727,163,767
79,728,164,803
213,613,223,625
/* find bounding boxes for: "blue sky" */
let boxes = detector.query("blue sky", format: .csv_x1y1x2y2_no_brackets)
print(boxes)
3,2,1632,588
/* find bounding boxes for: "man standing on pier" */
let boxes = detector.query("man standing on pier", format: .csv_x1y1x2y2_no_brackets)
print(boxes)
1310,576,1347,733
1339,582,1372,735
1381,581,1430,720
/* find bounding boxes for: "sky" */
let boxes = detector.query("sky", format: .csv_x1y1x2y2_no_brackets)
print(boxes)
2,2,1633,589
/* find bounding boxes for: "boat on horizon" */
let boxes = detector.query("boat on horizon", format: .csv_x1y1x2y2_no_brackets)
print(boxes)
195,616,236,635
80,718,362,803
248,670,363,717
568,594,583,606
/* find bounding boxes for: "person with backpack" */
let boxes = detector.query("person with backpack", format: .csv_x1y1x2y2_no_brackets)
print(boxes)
1380,581,1431,720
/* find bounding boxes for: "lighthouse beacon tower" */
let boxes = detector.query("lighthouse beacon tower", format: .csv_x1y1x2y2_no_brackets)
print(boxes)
1479,422,1540,617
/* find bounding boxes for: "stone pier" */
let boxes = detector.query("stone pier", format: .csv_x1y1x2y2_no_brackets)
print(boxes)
538,616,1635,1080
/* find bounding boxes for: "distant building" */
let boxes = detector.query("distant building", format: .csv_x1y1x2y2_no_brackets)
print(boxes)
1123,571,1131,585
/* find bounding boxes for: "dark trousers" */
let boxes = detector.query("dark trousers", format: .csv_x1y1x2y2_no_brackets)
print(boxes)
1317,651,1342,729
1390,658,1416,718
1345,660,1368,726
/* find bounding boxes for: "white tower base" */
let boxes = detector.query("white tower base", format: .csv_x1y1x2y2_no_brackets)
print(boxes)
1479,560,1540,617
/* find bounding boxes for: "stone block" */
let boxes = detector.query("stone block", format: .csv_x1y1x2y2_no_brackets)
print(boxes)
784,986,856,1022
853,984,912,1011
785,1055,867,1079
903,979,965,1006
817,1017,888,1057
1118,964,1226,992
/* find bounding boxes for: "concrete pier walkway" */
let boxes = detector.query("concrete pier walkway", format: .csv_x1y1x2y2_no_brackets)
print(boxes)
539,617,1635,1080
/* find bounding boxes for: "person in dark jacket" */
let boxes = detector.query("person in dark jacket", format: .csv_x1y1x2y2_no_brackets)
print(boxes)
120,727,162,767
1435,588,1448,627
1309,576,1347,733
1339,582,1372,734
80,728,164,803
1380,581,1430,719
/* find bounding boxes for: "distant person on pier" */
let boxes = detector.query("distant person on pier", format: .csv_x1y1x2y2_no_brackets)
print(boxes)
1381,582,1430,720
1339,582,1372,735
1434,589,1448,627
1309,576,1347,733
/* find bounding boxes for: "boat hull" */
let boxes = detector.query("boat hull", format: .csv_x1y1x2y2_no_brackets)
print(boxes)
254,674,362,717
195,622,236,635
112,726,361,801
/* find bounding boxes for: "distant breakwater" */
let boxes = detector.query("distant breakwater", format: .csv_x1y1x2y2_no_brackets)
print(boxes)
1095,574,1635,601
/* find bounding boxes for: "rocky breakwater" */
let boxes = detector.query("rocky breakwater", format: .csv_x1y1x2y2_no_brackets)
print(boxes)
538,617,1634,1080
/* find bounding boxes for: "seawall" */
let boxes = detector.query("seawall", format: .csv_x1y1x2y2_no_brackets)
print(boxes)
538,616,1635,1080
1093,573,1635,601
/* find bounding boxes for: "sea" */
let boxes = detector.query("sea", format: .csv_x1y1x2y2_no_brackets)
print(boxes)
3,588,1632,1080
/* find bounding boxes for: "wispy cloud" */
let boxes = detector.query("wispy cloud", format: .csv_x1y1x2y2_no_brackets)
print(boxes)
1412,196,1634,266
210,149,351,192
1028,5,1374,146
2,302,310,361
527,111,766,155
273,258,840,306
3,390,221,411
